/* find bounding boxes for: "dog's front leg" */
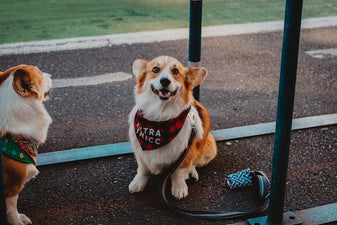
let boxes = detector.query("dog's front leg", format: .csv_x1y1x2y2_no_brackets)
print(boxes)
129,158,150,194
6,195,32,225
171,168,190,199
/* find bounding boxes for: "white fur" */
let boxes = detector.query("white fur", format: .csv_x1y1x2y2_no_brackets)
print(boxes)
0,74,52,143
171,168,190,199
25,164,39,184
6,195,32,225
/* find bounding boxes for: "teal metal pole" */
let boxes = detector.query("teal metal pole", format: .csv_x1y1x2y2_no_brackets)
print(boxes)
189,0,202,101
267,0,303,224
0,153,8,225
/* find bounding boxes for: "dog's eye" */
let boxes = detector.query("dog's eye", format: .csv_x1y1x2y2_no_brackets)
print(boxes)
152,67,160,73
172,68,179,75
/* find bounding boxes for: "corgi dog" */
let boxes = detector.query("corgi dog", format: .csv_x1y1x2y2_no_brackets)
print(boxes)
128,56,217,199
0,65,52,225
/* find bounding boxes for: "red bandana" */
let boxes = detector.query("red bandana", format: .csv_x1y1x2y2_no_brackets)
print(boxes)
134,107,191,150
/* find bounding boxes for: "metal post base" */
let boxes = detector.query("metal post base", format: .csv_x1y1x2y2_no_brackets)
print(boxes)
247,203,337,225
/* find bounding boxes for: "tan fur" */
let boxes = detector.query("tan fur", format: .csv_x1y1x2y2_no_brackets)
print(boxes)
2,155,28,197
0,69,11,85
180,101,217,169
1,65,30,85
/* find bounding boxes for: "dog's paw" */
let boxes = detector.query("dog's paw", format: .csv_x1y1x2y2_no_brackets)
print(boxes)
129,180,146,193
20,214,32,225
171,182,188,199
7,213,32,225
129,174,148,193
190,167,199,181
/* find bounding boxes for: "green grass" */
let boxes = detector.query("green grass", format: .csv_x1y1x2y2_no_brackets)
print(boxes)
0,0,336,44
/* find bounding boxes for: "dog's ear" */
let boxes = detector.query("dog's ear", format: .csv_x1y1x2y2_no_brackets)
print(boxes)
0,71,9,85
13,68,41,99
133,59,148,78
0,65,20,85
186,67,208,88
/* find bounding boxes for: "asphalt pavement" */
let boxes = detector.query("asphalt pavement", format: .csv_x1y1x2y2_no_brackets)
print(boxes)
0,24,336,224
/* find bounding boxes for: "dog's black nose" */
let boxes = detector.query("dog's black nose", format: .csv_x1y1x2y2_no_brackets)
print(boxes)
160,78,171,87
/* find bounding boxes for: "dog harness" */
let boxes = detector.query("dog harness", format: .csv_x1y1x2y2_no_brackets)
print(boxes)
0,135,39,165
134,107,191,150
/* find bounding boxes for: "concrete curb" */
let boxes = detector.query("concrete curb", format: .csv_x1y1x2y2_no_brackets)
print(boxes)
37,113,337,166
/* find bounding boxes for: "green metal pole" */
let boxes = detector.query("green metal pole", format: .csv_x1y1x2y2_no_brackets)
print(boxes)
189,0,202,101
267,0,303,224
0,153,8,225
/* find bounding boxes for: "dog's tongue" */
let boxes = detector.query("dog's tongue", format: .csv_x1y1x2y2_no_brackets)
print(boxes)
159,89,170,97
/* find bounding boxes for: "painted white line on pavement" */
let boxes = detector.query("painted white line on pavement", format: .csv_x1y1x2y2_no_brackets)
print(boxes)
305,48,337,59
52,72,132,88
0,16,337,56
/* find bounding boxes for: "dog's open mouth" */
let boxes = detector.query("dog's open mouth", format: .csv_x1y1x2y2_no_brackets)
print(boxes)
151,85,177,100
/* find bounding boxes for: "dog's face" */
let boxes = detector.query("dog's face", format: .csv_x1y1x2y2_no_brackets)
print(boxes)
133,56,207,104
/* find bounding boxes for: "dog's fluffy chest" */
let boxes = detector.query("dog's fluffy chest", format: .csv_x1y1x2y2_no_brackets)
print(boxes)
134,107,191,151
129,106,203,174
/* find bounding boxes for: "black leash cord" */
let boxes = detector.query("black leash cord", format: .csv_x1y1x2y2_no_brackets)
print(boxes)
160,128,269,219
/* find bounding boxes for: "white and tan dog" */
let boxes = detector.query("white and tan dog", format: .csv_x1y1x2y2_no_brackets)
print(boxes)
0,65,52,225
128,56,217,199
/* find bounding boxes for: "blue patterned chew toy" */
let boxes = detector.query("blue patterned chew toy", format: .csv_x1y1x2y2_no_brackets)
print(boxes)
227,168,253,190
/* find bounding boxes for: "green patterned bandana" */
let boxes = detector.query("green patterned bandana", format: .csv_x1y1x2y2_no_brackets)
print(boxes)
0,135,39,165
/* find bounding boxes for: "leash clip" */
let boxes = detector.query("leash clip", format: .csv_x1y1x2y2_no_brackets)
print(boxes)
188,112,196,129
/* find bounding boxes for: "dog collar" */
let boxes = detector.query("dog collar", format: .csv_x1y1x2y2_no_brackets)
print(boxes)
0,135,39,165
134,107,191,150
